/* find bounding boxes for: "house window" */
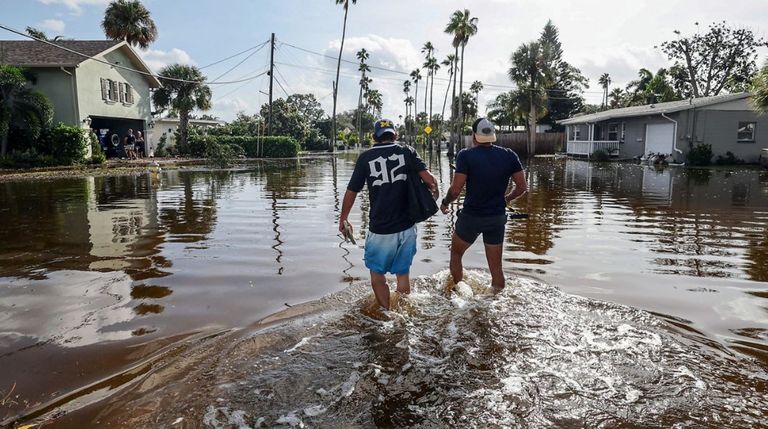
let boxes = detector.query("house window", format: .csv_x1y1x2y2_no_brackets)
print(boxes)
108,80,119,102
124,84,134,104
574,127,581,140
100,78,108,101
737,122,756,142
608,123,619,141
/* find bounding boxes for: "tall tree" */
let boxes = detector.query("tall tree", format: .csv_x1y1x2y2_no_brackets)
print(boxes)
421,42,435,118
410,69,422,132
509,41,551,155
356,48,370,147
752,61,768,114
445,9,478,156
625,68,679,105
403,80,411,140
487,90,527,131
470,80,483,109
598,73,611,108
440,54,456,132
152,64,212,151
366,89,383,117
608,87,625,108
102,0,158,48
659,21,767,97
330,0,358,152
538,20,588,130
0,66,53,156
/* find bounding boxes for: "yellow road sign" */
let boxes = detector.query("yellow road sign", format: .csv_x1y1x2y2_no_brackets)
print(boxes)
424,126,433,135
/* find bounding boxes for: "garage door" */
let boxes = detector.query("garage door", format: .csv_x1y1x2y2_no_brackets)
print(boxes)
645,123,675,155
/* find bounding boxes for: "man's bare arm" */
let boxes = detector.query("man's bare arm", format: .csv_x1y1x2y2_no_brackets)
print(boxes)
339,190,358,233
505,170,528,204
440,173,467,213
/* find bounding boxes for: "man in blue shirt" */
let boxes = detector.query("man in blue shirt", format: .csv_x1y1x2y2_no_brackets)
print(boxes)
440,118,528,290
340,119,438,309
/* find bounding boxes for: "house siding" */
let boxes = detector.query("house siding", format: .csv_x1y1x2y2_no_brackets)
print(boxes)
75,48,153,125
690,109,767,163
29,67,79,125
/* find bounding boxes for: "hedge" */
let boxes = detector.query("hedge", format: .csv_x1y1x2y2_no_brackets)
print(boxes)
187,134,300,158
1,123,88,168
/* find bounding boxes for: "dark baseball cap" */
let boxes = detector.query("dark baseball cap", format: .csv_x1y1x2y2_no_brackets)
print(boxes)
374,119,396,138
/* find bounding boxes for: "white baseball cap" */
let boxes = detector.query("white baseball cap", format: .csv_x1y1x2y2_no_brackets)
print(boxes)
472,118,496,143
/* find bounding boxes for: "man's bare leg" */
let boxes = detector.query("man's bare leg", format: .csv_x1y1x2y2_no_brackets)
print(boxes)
449,233,472,285
395,272,410,294
371,271,390,309
484,243,505,290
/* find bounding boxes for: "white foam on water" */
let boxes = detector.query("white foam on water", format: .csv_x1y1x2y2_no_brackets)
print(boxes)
283,334,320,353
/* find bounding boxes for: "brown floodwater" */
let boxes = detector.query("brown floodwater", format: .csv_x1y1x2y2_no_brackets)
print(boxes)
1,153,767,428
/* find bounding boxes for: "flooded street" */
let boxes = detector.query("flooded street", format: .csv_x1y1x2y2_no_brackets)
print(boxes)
1,153,767,427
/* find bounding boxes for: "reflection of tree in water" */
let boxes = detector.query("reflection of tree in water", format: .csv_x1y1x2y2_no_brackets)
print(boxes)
158,172,220,241
262,160,307,275
506,159,569,256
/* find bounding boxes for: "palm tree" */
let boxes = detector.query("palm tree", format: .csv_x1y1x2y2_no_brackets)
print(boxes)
102,0,158,48
0,66,53,156
410,69,422,130
608,88,625,109
403,80,411,140
421,42,435,119
625,68,679,106
151,64,212,151
598,73,611,108
445,9,478,156
752,61,768,113
25,27,65,42
366,89,383,117
509,41,551,155
470,80,483,109
330,0,358,152
426,57,440,149
356,48,370,147
440,54,456,132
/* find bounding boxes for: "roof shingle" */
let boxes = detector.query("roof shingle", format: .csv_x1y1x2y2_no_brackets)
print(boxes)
0,40,122,67
559,92,752,125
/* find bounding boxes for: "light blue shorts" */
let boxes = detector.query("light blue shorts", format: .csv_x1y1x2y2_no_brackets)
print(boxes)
364,225,417,275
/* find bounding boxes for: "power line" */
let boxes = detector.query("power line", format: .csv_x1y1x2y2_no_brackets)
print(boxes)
0,23,268,85
273,64,294,94
210,42,270,82
199,40,270,70
212,69,269,102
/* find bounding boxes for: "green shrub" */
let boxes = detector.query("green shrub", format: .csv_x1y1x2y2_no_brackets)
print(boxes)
89,131,106,165
205,139,243,168
687,143,713,166
590,149,610,162
41,123,88,165
187,134,300,158
0,148,58,168
155,134,168,157
715,151,745,166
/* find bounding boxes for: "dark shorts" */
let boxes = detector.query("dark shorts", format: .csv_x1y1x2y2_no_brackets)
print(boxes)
455,211,507,245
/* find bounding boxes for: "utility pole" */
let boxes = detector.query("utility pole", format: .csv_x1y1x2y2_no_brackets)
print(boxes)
268,32,275,136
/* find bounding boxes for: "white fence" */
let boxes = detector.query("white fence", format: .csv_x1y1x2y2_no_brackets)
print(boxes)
566,141,620,157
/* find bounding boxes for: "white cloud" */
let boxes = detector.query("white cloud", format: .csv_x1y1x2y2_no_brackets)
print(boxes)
212,98,252,120
38,0,109,14
139,48,195,74
38,18,66,34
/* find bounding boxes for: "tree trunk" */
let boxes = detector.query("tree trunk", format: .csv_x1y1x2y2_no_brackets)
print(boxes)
528,101,536,156
429,66,435,151
414,81,419,145
331,7,350,152
357,83,363,147
449,49,458,157
0,112,9,157
180,108,190,152
458,45,466,153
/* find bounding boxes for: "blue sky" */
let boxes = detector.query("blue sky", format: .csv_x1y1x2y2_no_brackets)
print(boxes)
3,0,768,121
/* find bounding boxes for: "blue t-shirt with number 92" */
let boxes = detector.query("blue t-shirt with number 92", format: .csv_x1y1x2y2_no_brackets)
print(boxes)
347,143,426,234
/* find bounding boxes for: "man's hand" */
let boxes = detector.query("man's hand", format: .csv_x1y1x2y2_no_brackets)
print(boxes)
440,199,449,214
338,218,348,234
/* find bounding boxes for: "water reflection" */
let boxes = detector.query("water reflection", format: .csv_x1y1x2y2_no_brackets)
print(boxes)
0,156,767,426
